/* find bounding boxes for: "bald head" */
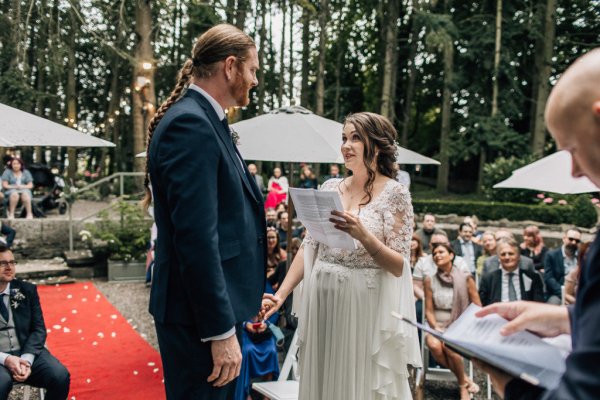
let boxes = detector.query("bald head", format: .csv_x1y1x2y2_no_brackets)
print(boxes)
545,48,600,187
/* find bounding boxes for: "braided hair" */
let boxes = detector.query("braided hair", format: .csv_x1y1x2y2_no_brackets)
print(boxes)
142,24,256,210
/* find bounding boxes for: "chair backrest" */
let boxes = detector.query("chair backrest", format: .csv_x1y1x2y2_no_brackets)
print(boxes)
278,330,299,382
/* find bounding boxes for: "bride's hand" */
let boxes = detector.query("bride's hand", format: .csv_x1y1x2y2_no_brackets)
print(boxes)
329,210,367,241
260,293,284,320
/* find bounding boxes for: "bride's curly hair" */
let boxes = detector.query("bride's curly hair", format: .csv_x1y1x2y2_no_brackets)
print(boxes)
342,112,398,207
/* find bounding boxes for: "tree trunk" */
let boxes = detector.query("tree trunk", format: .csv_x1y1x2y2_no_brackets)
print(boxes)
315,0,328,115
132,0,157,173
288,2,294,103
380,0,399,122
436,40,453,193
226,0,236,23
236,0,248,29
477,0,502,192
278,0,287,107
256,0,268,113
530,0,556,157
300,5,311,108
66,8,78,180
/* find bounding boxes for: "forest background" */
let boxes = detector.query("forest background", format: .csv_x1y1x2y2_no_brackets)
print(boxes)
0,0,599,197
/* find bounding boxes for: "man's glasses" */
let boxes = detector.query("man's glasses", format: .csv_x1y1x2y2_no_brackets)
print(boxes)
567,237,581,244
0,260,17,268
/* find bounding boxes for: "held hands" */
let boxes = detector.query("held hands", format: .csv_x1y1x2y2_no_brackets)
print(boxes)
207,334,242,388
261,293,284,321
5,356,31,382
329,210,367,241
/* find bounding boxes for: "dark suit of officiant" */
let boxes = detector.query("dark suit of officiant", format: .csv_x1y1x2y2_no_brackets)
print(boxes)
148,89,266,399
504,234,600,399
0,279,69,400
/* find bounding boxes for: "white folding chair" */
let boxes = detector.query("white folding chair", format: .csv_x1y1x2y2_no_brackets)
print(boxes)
252,330,300,400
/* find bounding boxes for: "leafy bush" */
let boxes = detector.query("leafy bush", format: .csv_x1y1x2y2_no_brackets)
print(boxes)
481,155,537,203
413,197,598,228
83,201,152,261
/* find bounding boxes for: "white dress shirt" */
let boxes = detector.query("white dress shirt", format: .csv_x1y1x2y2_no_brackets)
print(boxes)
500,267,522,302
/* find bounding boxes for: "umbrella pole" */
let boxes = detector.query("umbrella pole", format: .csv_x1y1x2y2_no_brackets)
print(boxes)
286,161,294,271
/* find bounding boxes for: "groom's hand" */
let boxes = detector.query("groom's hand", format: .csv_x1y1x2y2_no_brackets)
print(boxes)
207,334,242,387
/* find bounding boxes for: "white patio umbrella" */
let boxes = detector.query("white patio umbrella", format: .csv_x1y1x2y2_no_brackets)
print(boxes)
396,146,440,165
493,150,599,194
0,103,115,147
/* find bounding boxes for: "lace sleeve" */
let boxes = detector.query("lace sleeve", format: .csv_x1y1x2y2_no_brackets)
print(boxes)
299,178,341,250
382,182,413,259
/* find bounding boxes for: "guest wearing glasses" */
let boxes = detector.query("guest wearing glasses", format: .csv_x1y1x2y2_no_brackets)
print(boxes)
544,228,582,305
0,244,70,399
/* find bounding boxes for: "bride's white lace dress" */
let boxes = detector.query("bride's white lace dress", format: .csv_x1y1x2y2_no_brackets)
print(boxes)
295,178,422,400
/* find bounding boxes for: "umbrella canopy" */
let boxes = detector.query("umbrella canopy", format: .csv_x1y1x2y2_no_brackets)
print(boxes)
493,150,599,194
396,146,440,165
0,103,115,147
232,106,343,163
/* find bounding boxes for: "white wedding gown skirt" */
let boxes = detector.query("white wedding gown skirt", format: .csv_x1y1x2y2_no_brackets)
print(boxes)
297,258,420,400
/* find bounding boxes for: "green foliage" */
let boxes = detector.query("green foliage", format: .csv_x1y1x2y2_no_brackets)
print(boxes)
84,201,151,262
481,155,538,203
413,198,598,228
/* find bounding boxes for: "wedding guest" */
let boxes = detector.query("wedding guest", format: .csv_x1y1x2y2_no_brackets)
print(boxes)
544,228,582,305
265,208,277,225
247,163,265,194
476,231,496,277
323,164,342,180
0,222,15,249
298,165,318,189
479,239,545,306
265,168,288,209
564,242,591,305
463,215,482,245
451,222,483,276
482,230,535,276
414,213,445,254
266,227,286,285
2,158,34,220
424,243,481,400
410,234,425,270
520,225,548,272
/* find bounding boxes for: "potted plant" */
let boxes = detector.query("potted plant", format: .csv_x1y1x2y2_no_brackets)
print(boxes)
83,200,152,281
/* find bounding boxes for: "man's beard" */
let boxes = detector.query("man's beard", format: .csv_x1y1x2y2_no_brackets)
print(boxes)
231,75,250,107
565,243,578,255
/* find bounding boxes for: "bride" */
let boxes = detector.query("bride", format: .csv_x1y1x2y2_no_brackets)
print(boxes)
262,112,421,399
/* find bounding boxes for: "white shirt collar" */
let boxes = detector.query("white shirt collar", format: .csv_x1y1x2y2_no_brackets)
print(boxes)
0,283,11,296
500,266,518,276
188,83,226,121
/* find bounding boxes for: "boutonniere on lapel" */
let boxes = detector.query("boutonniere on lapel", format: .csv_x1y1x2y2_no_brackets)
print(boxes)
230,126,240,146
10,288,26,309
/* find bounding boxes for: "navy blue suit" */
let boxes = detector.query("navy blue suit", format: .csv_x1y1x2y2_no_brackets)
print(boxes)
543,247,567,298
148,89,266,399
505,234,600,399
478,268,545,307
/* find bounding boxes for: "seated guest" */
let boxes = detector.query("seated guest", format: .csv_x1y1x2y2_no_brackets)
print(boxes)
265,208,277,225
424,243,481,400
298,165,318,189
2,158,34,220
323,164,342,181
519,225,548,272
414,213,445,254
476,231,496,277
544,227,582,304
451,222,483,276
481,230,534,276
0,244,70,399
564,242,591,305
410,234,426,270
277,211,290,250
266,227,286,285
413,233,470,322
479,239,545,306
0,222,15,249
463,216,482,245
264,168,288,210
247,163,265,194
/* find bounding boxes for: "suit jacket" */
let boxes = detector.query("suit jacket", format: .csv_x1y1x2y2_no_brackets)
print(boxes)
148,89,266,339
478,268,544,307
505,234,600,399
451,239,482,264
253,174,265,194
482,254,534,276
543,247,567,298
3,279,47,357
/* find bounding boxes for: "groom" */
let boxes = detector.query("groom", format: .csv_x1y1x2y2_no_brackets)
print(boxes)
147,24,266,399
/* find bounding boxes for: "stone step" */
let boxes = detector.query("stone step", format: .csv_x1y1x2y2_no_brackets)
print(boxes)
16,258,70,280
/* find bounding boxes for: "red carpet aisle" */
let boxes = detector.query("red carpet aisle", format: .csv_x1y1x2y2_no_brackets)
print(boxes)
38,282,165,400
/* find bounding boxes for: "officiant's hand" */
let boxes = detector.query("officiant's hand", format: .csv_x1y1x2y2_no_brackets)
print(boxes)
208,335,242,387
330,210,368,241
261,293,283,320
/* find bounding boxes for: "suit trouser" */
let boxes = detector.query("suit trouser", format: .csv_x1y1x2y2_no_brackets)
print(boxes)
0,348,70,400
156,320,241,400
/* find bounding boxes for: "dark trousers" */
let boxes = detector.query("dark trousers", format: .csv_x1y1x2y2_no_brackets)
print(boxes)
156,321,240,400
0,349,70,400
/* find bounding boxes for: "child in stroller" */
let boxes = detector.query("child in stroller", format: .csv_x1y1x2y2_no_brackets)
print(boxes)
28,164,67,216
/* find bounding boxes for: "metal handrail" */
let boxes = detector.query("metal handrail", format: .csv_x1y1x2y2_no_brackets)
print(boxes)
67,172,145,251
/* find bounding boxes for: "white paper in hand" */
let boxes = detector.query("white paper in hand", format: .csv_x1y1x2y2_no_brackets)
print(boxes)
289,188,356,250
